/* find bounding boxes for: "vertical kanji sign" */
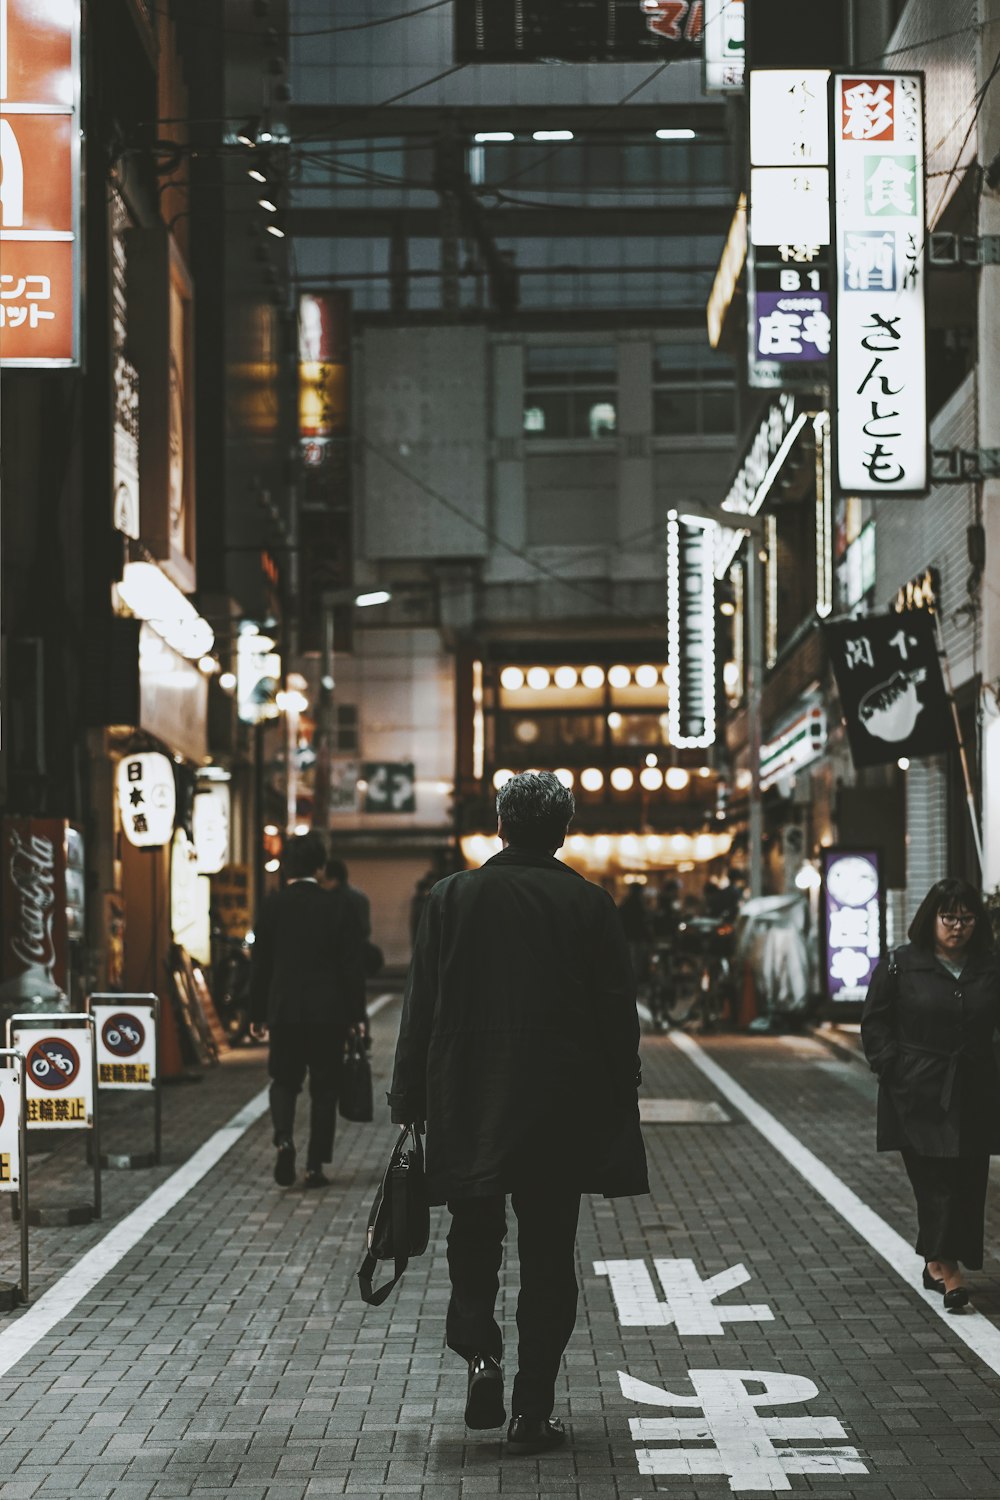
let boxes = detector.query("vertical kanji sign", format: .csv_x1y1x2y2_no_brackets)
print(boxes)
832,74,927,495
0,0,81,366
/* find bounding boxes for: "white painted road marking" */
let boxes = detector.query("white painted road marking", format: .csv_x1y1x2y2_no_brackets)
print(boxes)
595,1257,773,1333
0,1088,270,1383
669,1028,1000,1378
620,1368,867,1492
367,992,400,1018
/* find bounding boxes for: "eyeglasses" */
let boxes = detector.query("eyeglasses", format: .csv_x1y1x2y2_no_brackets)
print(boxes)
939,913,975,928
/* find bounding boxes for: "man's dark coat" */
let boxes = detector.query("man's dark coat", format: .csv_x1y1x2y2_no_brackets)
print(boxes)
861,941,1000,1156
249,881,366,1029
388,846,649,1205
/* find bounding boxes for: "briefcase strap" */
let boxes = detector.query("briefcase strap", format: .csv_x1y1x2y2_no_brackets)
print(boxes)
357,1248,407,1306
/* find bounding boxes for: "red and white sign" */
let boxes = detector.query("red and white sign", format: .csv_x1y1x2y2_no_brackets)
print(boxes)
0,817,72,1006
12,1024,94,1126
0,0,81,366
0,1060,23,1190
90,998,157,1090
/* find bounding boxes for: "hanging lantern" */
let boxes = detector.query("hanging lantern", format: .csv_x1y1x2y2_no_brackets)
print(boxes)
116,753,176,848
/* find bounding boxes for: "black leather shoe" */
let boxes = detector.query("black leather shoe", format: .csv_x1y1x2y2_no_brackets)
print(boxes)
922,1265,945,1293
506,1415,566,1454
274,1140,296,1187
465,1355,505,1429
304,1169,330,1189
944,1285,970,1313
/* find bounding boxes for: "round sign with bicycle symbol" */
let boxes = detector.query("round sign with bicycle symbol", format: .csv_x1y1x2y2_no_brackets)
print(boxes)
26,1036,80,1091
101,1014,145,1059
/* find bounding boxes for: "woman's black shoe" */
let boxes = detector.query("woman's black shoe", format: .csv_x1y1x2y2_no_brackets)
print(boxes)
943,1286,970,1313
922,1265,945,1293
506,1416,566,1454
465,1355,505,1429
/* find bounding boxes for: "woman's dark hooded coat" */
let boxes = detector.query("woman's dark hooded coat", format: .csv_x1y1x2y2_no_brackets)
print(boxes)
861,941,1000,1156
388,847,649,1205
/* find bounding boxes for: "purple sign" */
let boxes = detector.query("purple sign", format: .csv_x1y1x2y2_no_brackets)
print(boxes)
821,848,884,1005
755,291,830,362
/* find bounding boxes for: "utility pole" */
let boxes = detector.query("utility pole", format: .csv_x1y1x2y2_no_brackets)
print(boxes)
745,541,765,900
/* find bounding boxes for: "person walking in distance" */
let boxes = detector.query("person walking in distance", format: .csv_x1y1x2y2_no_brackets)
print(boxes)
389,771,648,1454
250,832,366,1189
861,877,1000,1310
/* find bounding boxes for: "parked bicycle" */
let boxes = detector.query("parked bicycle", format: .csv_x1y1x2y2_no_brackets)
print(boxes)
646,916,736,1033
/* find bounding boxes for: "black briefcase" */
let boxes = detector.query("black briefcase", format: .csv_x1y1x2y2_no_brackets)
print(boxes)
358,1125,430,1306
339,1034,374,1123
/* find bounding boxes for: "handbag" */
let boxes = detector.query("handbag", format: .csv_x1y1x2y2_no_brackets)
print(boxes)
357,1124,430,1306
339,1033,374,1123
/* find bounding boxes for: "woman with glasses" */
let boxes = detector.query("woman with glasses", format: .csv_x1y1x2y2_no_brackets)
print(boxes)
862,878,999,1310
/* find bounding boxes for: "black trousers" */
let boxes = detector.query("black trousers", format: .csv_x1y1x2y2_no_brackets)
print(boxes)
901,1150,990,1269
268,1023,346,1170
445,1186,582,1420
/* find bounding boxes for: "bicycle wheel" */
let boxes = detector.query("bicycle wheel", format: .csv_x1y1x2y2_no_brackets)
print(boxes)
700,957,733,1031
664,954,701,1025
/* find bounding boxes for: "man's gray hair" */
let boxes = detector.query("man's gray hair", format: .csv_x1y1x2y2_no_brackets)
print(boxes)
496,770,575,851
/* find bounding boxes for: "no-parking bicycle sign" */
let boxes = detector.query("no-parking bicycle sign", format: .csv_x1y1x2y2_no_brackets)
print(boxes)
12,1027,94,1127
89,999,157,1089
0,1061,24,1190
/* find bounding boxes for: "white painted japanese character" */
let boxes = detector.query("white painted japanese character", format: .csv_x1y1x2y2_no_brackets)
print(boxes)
866,156,915,216
844,636,874,670
842,80,893,141
845,231,896,291
621,1368,868,1493
25,275,51,300
801,309,831,354
0,275,25,298
758,310,803,356
594,1258,774,1335
829,907,869,948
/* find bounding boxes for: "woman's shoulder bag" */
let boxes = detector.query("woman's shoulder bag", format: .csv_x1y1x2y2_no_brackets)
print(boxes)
358,1125,430,1306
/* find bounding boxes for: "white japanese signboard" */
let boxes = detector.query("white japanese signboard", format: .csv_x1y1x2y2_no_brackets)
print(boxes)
90,1001,156,1090
0,1060,23,1190
116,751,177,849
13,1025,94,1127
703,0,744,93
667,512,716,749
832,73,927,495
748,70,831,388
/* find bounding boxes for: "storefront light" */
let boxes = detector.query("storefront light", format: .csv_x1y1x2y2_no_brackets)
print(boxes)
554,767,574,788
581,665,605,688
795,863,822,891
665,767,691,791
610,767,634,791
635,665,659,689
198,655,217,675
639,766,663,791
608,665,631,688
493,768,514,789
264,858,280,874
500,666,525,690
118,562,215,660
264,823,280,837
275,688,309,714
219,672,237,692
698,766,712,778
644,752,658,767
580,767,604,792
554,666,578,689
526,666,550,690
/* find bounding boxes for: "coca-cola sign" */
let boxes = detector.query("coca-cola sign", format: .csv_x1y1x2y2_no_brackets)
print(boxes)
1,817,70,1003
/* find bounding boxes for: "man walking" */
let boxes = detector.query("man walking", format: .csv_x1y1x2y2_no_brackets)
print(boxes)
389,771,647,1454
250,831,366,1188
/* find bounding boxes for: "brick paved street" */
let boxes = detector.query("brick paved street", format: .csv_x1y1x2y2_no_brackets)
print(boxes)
3,1008,1000,1498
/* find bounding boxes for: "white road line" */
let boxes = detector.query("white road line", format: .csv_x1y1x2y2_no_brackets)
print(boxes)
0,1088,270,1384
668,1029,1000,1379
368,992,401,1018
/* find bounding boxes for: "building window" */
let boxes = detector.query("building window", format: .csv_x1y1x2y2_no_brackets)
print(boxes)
523,346,617,439
652,342,734,437
334,704,358,753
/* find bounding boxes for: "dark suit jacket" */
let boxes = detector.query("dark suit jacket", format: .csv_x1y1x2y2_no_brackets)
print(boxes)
250,880,366,1028
389,846,648,1204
